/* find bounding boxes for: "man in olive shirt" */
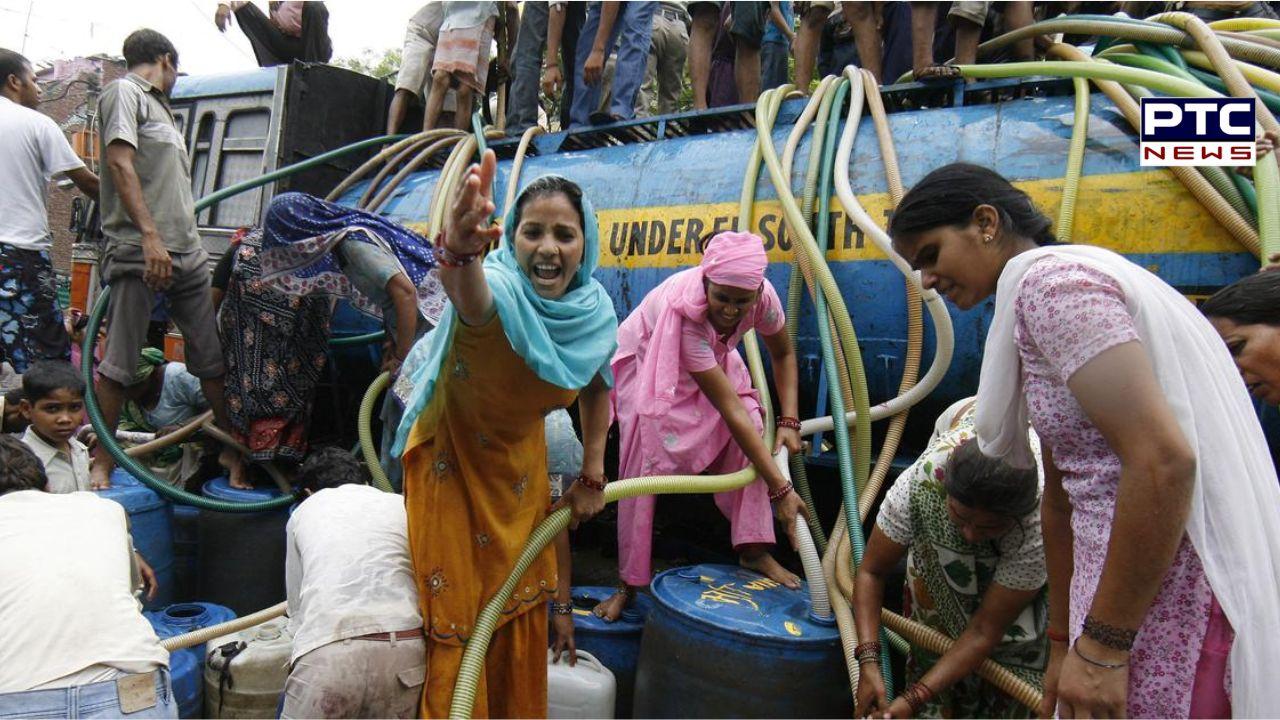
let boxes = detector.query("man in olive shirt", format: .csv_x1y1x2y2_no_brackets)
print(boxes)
92,29,243,488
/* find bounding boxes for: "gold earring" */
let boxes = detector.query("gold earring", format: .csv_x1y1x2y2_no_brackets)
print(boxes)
982,234,993,244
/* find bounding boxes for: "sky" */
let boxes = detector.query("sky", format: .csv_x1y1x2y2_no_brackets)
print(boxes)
0,0,424,75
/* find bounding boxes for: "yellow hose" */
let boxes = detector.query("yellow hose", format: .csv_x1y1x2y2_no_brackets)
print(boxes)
325,130,443,203
360,371,394,492
1044,45,1262,254
1180,49,1280,93
159,602,288,652
1150,12,1280,135
858,68,924,510
1058,77,1091,243
1209,17,1280,32
502,125,546,217
357,135,437,208
368,133,476,213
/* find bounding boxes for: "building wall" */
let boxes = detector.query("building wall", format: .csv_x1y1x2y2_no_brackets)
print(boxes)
36,56,127,273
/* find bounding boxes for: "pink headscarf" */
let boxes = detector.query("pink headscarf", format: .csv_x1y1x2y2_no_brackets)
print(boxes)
622,231,770,418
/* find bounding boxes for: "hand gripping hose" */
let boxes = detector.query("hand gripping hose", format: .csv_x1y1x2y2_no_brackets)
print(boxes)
82,133,412,510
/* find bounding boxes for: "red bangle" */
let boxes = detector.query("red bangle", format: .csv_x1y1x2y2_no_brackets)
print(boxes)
767,481,794,502
1047,628,1070,644
433,230,482,268
577,473,607,492
775,416,801,431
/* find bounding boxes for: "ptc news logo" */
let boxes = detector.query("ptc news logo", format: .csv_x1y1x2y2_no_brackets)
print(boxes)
1140,98,1256,167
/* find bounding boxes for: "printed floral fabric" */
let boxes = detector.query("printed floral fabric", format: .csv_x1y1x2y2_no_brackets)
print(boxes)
1013,257,1215,718
879,405,1047,718
221,231,331,463
0,244,69,373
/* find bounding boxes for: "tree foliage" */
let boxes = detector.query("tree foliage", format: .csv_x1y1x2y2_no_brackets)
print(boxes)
333,47,403,81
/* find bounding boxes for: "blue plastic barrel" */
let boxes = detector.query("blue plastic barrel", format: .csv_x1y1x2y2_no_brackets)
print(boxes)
97,471,174,610
198,478,288,615
633,564,851,718
555,586,653,718
145,602,237,719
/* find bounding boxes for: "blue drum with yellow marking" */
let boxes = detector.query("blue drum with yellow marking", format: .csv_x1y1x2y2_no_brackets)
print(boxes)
557,586,655,718
634,564,850,718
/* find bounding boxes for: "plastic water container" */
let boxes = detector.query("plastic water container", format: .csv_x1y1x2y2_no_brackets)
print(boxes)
203,617,294,719
548,649,616,719
98,470,174,610
553,586,653,718
144,602,238,719
197,478,287,615
633,564,850,718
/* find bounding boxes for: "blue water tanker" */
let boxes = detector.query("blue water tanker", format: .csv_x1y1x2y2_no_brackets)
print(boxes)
99,469,174,610
145,601,237,719
558,586,655,718
633,564,850,718
172,503,199,602
197,478,288,616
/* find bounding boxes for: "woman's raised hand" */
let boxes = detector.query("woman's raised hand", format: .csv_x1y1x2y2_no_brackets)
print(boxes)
444,149,503,256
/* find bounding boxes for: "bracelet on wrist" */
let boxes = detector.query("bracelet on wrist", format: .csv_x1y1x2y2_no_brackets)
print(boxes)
767,481,794,503
775,416,801,431
577,473,607,492
550,601,573,616
433,230,483,268
902,681,934,713
1072,642,1129,670
1081,614,1137,651
854,641,881,665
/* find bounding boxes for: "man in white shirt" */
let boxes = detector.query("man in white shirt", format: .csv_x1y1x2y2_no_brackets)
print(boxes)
281,447,424,718
0,49,99,374
0,435,174,718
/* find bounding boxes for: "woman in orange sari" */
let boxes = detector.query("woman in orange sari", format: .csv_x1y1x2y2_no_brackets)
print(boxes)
390,151,617,718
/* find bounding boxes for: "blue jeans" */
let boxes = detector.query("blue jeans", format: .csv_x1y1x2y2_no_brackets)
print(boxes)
569,1,656,127
0,669,176,719
761,41,790,91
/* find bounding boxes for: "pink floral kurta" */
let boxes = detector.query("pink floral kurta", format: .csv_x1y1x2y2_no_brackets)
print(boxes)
1012,257,1217,718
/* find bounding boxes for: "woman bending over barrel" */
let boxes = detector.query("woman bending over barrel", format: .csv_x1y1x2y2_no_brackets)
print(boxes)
593,231,808,622
855,398,1047,719
390,153,616,717
888,163,1280,718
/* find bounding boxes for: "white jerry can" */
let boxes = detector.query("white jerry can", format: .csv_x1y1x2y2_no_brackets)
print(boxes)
204,617,294,719
547,649,617,719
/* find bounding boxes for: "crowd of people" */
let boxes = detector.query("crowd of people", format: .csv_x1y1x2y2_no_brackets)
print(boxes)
4,2,1280,719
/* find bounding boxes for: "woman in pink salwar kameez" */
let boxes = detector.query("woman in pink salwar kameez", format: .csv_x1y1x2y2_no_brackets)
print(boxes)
888,164,1280,719
593,231,807,622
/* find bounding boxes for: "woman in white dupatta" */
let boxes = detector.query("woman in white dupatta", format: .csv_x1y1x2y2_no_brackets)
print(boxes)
887,163,1280,719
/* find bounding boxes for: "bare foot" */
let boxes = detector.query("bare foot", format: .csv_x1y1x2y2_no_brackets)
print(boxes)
592,586,635,623
220,449,251,490
740,549,801,589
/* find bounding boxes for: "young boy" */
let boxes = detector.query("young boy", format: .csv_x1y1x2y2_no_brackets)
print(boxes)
19,361,93,493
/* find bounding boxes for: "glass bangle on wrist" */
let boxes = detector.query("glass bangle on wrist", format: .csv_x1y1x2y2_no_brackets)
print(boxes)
433,230,482,268
775,416,801,431
577,473,607,492
768,481,794,502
